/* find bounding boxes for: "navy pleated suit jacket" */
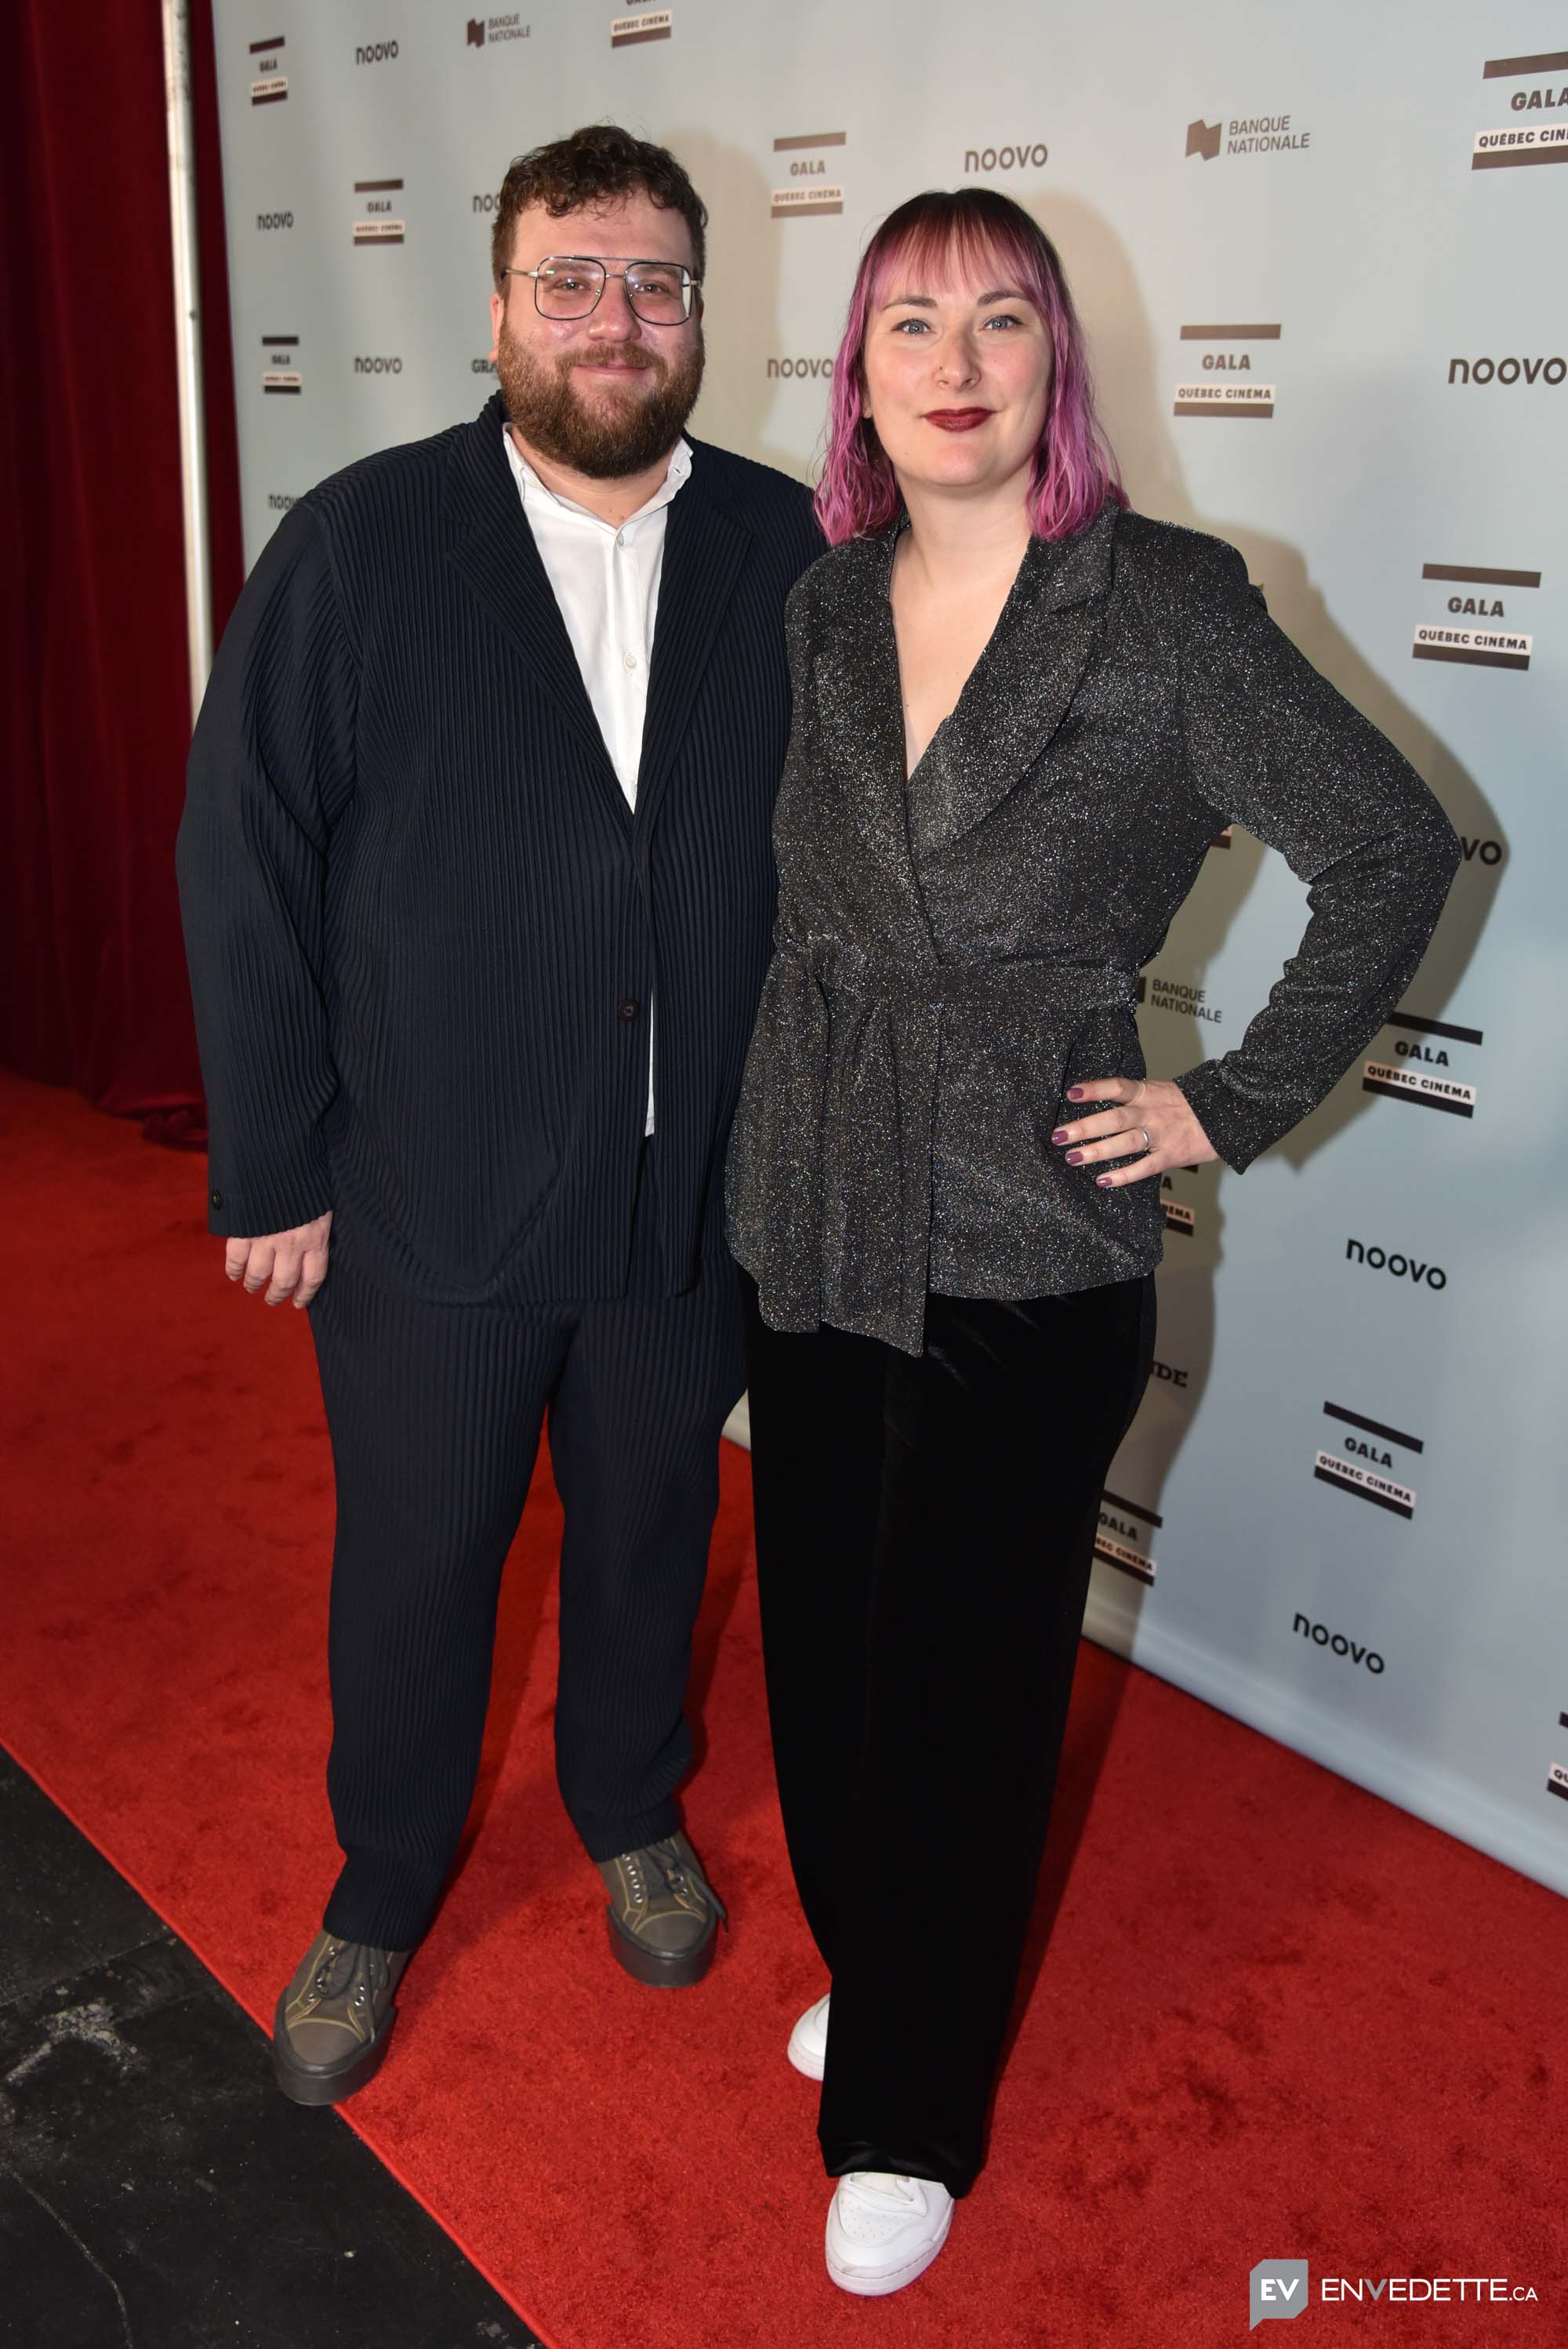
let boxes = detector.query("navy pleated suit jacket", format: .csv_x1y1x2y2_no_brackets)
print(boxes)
176,391,824,1302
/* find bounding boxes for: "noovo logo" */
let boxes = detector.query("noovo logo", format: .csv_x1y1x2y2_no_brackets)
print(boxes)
1293,1614,1385,1672
354,355,403,373
1345,1239,1446,1289
256,211,294,231
1447,355,1566,384
354,39,398,63
964,141,1049,172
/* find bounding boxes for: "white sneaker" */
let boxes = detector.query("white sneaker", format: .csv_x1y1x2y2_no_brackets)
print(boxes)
786,1991,829,2080
825,2169,955,2296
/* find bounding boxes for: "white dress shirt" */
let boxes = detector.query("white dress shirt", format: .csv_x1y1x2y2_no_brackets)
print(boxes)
503,424,692,1137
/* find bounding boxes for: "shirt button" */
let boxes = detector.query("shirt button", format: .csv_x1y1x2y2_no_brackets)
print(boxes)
209,1188,223,1209
615,532,626,548
622,651,638,670
618,997,641,1022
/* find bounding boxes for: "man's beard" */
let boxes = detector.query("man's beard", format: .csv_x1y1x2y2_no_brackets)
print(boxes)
495,316,704,479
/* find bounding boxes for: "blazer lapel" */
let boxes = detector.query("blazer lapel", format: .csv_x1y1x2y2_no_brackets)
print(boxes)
904,503,1121,861
818,529,938,951
633,443,751,845
442,394,628,825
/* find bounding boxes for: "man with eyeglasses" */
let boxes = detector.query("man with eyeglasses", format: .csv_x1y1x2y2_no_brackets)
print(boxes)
176,125,822,2105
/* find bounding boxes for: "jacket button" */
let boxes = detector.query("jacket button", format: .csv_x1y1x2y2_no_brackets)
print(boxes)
210,1188,223,1209
618,997,640,1022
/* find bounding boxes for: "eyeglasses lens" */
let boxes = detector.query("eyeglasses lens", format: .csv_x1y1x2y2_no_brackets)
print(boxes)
535,262,688,322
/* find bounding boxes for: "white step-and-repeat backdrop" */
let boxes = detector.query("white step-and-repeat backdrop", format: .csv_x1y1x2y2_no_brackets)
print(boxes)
210,0,1567,1896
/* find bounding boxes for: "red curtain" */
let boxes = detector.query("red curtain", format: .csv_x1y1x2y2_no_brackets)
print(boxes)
1,0,242,1122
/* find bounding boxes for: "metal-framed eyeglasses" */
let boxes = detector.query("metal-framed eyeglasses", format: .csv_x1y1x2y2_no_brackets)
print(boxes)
500,256,701,325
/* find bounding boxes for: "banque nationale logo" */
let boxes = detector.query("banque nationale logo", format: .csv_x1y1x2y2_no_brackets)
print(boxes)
1473,46,1568,168
1413,557,1539,673
353,178,405,247
771,130,845,219
261,332,300,395
611,7,672,47
1174,321,1278,419
1094,1487,1160,1583
1314,1400,1421,1521
1136,969,1225,1028
466,13,530,44
1185,111,1312,162
1362,1009,1480,1119
249,33,286,104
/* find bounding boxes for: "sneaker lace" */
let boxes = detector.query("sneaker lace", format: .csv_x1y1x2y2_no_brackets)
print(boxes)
648,1836,728,1925
313,1940,373,2003
846,2172,920,2205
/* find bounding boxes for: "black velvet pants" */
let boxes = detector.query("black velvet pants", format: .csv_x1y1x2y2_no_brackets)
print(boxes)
307,1145,745,1952
739,1268,1156,2200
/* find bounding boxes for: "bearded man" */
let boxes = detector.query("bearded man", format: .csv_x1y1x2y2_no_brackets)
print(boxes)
176,125,822,2105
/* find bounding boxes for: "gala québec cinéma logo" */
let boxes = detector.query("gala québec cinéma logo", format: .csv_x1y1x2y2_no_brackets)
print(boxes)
1362,1011,1481,1120
612,8,672,48
261,332,300,396
249,31,285,105
1174,322,1279,419
1313,1401,1421,1521
770,130,845,220
1472,46,1568,167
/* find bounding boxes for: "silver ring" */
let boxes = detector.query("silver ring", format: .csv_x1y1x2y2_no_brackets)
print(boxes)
1138,1127,1152,1151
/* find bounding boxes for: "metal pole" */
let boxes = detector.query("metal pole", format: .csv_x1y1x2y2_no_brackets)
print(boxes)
162,0,213,723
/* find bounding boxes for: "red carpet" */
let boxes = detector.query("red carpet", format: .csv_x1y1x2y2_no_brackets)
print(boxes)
0,1067,1559,2347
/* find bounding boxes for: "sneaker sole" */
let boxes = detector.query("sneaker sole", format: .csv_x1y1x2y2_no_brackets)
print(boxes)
604,1908,718,1988
786,2019,826,2080
825,2198,954,2297
271,1986,398,2108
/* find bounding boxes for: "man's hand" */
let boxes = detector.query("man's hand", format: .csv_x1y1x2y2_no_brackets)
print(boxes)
223,1211,333,1308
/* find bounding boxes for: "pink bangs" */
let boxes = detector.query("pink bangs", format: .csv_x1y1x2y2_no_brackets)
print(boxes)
813,187,1126,547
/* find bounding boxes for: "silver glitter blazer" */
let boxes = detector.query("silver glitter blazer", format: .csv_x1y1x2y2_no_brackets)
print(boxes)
724,502,1462,1356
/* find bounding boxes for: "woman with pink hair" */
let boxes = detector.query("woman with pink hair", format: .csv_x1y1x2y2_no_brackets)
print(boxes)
724,187,1458,2295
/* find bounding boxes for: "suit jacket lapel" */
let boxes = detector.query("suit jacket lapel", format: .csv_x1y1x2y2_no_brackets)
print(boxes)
633,444,751,846
442,394,629,826
904,503,1121,862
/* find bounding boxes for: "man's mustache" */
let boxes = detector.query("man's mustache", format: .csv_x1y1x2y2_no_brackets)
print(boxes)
558,347,659,372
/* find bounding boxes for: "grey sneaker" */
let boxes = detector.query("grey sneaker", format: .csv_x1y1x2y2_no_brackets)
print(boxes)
596,1831,728,1988
272,1930,411,2105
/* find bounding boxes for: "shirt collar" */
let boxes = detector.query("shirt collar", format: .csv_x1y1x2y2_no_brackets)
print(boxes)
502,424,691,526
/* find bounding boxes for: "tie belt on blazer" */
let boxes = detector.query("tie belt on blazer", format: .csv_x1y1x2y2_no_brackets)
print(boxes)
797,939,1139,1015
776,940,1140,1355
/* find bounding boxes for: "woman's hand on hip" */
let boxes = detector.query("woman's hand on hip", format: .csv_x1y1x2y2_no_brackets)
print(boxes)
1051,1077,1218,1186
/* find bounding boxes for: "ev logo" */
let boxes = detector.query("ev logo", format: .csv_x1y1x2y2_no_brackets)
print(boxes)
1250,2258,1308,2328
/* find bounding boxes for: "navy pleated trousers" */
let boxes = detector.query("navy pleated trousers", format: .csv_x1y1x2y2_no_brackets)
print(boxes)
307,1145,745,1951
740,1268,1156,2199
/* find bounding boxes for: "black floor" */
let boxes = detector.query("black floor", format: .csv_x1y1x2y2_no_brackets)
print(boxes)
0,1750,543,2349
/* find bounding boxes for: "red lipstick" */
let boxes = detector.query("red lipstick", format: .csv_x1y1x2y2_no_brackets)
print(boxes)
924,408,992,431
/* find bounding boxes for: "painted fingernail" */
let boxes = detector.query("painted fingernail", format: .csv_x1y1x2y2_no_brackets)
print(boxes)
1051,1127,1069,1144
1065,1149,1085,1165
1066,1087,1086,1100
1095,1174,1112,1186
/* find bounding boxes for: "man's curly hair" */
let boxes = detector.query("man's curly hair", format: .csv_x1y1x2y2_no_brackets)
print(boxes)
489,123,708,289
